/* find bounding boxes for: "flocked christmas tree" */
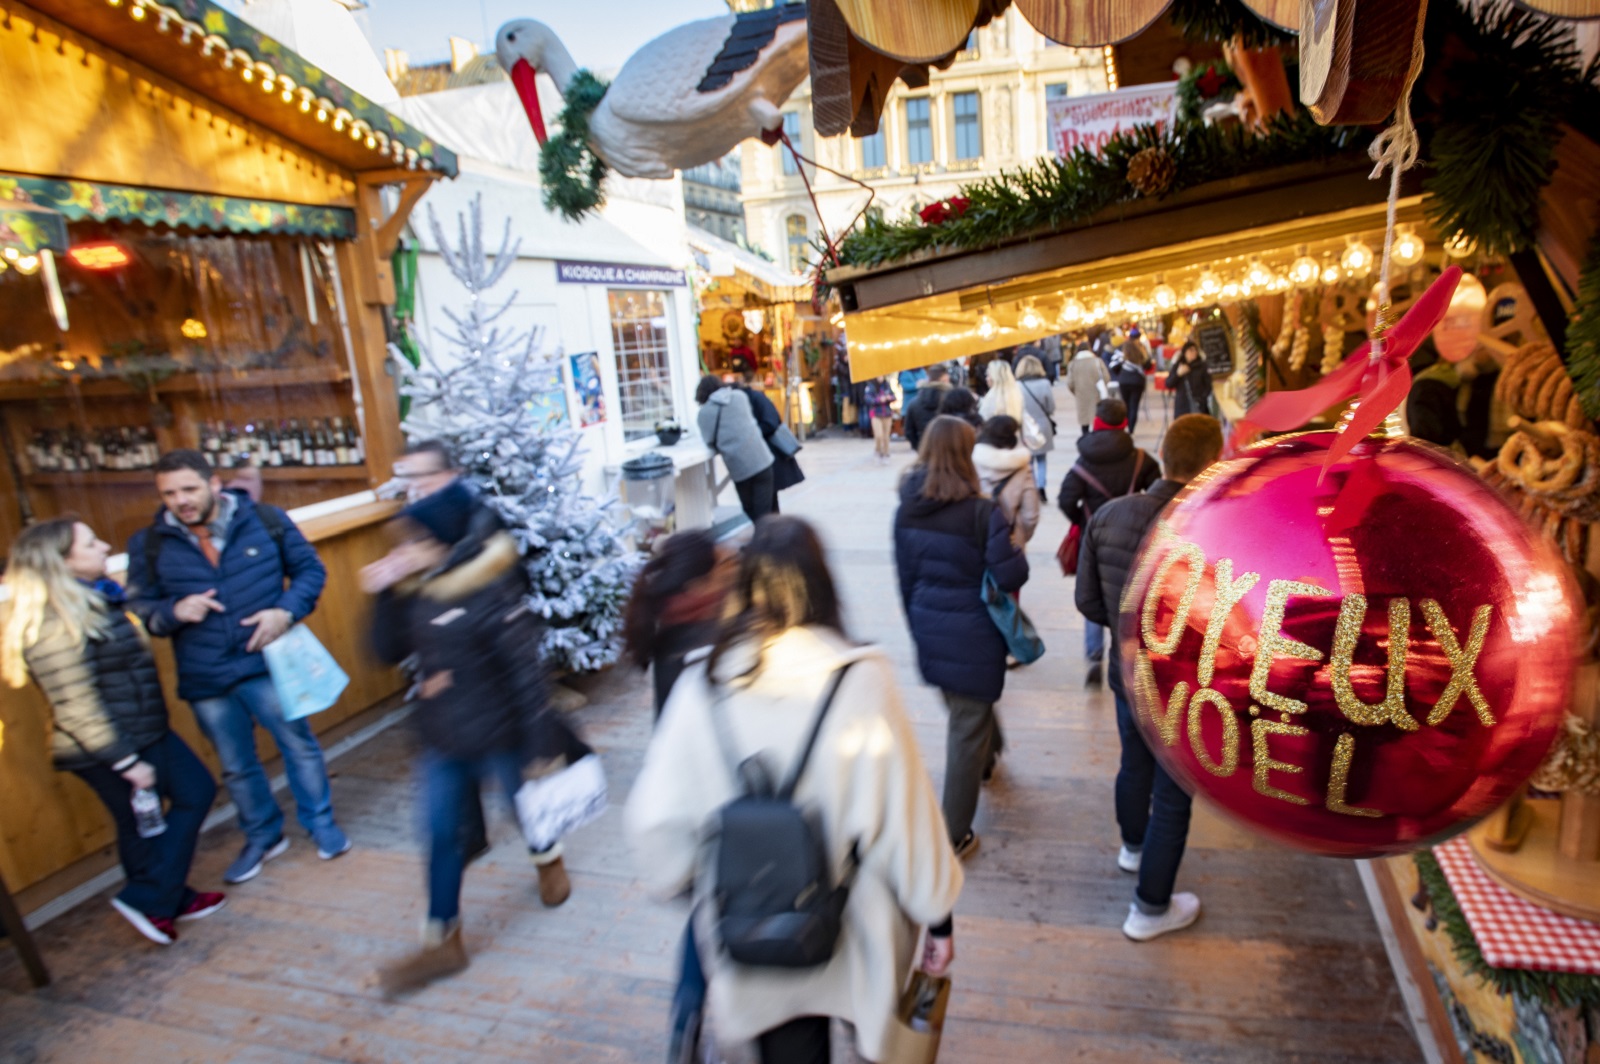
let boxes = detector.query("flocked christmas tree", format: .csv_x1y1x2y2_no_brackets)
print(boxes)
398,195,640,672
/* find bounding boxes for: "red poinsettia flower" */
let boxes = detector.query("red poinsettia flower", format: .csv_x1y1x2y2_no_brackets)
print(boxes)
919,200,950,226
948,196,970,217
1196,64,1227,99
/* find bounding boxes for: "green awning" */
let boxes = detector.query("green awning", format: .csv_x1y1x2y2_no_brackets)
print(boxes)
0,175,355,239
0,198,68,253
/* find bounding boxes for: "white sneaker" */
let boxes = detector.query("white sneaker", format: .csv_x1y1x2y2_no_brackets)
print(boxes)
1122,892,1201,941
1117,845,1142,874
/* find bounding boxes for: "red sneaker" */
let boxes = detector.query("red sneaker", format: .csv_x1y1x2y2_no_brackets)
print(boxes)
177,892,227,922
110,897,177,946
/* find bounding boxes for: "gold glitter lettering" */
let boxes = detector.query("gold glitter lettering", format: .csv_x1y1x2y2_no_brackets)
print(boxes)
1330,595,1417,731
1134,649,1187,746
1326,733,1382,817
1250,717,1310,805
1120,519,1178,617
1248,580,1330,716
1140,540,1206,655
1421,600,1495,727
1197,559,1260,688
1187,688,1239,777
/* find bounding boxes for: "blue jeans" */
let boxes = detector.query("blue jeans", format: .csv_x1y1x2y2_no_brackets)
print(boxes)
1108,643,1192,914
190,673,338,849
421,749,526,922
1031,454,1048,492
1085,619,1105,664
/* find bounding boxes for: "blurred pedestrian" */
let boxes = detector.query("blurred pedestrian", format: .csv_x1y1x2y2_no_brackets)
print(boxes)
363,481,577,995
2,517,222,946
894,417,1029,857
1114,327,1152,432
903,364,952,451
1058,400,1158,687
898,366,929,415
862,376,896,462
937,386,984,430
738,371,806,508
1168,341,1212,418
626,516,961,1064
1066,344,1112,434
1076,414,1223,942
697,375,777,522
622,529,734,717
1015,354,1057,501
978,359,1023,423
973,416,1040,549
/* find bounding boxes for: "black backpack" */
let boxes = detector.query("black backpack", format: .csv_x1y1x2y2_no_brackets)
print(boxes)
709,662,859,969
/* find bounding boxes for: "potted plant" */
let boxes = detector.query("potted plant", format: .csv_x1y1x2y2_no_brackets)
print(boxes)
654,417,683,447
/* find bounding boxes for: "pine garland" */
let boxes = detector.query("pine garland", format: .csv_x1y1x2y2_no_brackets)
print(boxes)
1168,0,1293,48
1568,234,1600,419
1423,1,1585,257
1414,851,1600,1008
1176,59,1241,125
539,70,611,222
835,111,1359,270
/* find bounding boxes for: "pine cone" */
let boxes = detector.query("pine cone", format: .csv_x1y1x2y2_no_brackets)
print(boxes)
1126,147,1176,197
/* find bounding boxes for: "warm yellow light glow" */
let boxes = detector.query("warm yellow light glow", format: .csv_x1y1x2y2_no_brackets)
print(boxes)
14,254,40,276
1289,254,1319,287
1321,260,1341,285
1152,281,1176,310
977,310,998,340
1018,301,1044,331
1107,288,1124,314
129,2,147,19
1444,231,1477,259
1058,297,1085,325
1246,259,1273,288
181,318,208,339
1341,239,1374,275
241,66,254,82
1392,227,1425,268
1198,270,1221,297
1220,280,1242,300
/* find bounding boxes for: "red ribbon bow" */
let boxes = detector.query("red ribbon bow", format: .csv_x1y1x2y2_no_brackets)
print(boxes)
1234,265,1462,475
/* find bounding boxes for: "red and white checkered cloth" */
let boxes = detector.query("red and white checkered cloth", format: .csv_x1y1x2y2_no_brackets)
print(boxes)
1434,835,1600,973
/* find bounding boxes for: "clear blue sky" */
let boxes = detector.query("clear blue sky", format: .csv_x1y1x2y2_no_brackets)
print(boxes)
349,0,731,71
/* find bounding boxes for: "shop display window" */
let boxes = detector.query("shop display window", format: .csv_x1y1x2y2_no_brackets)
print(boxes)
608,289,676,443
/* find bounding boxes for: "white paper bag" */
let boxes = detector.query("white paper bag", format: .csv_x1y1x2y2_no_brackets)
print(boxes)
515,753,608,852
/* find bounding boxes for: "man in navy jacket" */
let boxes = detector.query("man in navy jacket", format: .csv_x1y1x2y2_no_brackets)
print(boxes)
129,449,348,884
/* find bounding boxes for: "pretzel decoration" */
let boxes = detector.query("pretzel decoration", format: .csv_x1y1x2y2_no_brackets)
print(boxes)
1496,341,1589,430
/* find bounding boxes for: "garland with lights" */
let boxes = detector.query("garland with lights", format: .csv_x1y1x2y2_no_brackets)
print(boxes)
540,70,611,222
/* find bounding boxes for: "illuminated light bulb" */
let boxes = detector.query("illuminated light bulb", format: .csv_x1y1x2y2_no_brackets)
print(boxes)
364,134,377,149
1289,253,1319,287
1340,238,1374,275
262,77,276,93
299,96,312,113
14,254,40,275
316,107,330,122
1392,227,1425,268
107,0,122,6
1321,258,1341,285
1018,301,1044,331
281,86,295,103
1058,297,1085,325
1220,279,1242,300
977,310,998,340
1444,231,1477,259
129,2,147,19
1246,258,1273,289
180,318,208,340
1152,281,1176,310
1198,270,1221,297
1107,287,1124,314
241,66,254,82
3,247,18,262
1087,301,1107,321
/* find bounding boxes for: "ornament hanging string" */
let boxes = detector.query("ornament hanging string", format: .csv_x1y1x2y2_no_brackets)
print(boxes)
778,132,875,308
1233,39,1459,480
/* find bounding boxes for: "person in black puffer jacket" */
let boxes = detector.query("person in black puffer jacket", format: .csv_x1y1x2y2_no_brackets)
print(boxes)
894,416,1029,860
903,364,952,451
364,480,583,996
1059,399,1159,687
1075,414,1222,945
2,517,220,947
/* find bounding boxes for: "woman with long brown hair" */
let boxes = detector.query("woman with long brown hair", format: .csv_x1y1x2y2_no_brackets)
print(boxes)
2,517,221,946
627,516,960,1063
893,416,1029,858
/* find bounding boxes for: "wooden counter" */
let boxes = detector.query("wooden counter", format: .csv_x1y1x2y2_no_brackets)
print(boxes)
0,496,405,911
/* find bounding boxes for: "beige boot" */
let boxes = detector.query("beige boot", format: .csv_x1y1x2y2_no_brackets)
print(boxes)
378,918,468,998
534,853,571,908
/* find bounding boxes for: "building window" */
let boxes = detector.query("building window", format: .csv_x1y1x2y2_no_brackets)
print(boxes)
859,127,886,169
957,31,978,59
904,97,932,165
786,214,810,275
1046,83,1073,100
780,112,801,175
952,91,981,160
609,289,674,443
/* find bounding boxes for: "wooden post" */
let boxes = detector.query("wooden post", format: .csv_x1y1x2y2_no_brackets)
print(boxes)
0,870,49,988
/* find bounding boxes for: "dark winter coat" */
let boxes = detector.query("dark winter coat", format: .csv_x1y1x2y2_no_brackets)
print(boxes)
893,471,1029,703
371,530,554,762
128,491,326,702
1075,479,1185,635
1167,357,1213,418
24,595,171,771
904,382,951,451
739,385,806,492
1058,429,1160,527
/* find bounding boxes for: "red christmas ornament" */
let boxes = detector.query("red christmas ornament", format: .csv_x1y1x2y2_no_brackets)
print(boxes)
1119,432,1581,857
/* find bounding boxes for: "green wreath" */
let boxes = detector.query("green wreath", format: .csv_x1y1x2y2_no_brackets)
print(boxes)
539,69,611,222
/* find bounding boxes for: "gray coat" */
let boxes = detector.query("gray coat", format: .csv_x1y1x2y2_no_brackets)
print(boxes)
1019,377,1056,454
698,387,775,483
1065,350,1111,429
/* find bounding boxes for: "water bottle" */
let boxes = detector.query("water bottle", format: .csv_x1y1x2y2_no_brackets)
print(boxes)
131,787,167,839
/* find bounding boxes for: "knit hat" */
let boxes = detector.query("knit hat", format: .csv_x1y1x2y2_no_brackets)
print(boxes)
401,479,475,546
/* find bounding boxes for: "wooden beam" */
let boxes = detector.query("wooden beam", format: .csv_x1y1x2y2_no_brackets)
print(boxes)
0,869,50,988
372,175,437,262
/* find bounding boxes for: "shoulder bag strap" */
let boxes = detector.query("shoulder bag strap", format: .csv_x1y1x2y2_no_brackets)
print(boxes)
778,661,858,801
1071,462,1112,499
1124,451,1146,497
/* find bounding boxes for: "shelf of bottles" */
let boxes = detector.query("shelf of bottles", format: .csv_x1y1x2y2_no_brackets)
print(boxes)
26,425,161,474
200,417,364,471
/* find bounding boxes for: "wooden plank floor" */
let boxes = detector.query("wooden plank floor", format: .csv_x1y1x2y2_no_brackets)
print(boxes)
0,396,1421,1063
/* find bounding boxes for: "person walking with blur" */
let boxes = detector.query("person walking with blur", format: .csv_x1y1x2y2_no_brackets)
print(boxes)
904,364,952,451
363,481,575,995
1076,415,1223,942
1168,340,1213,418
737,371,806,509
622,529,733,718
937,386,984,429
895,417,1029,857
1066,343,1112,434
862,376,896,462
627,516,961,1064
1059,400,1158,688
128,449,347,885
973,416,1041,550
697,375,777,521
3,517,222,946
1113,327,1152,432
1015,354,1057,501
978,359,1023,423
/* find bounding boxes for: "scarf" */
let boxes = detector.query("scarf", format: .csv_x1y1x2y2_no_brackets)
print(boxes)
1091,416,1128,433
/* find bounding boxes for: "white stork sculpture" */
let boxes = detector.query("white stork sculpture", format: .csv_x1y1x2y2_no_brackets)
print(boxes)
494,4,809,180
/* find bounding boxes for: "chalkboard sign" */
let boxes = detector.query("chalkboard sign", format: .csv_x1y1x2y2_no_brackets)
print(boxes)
1192,319,1234,377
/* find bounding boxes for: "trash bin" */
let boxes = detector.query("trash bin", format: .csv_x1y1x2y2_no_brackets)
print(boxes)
620,452,677,548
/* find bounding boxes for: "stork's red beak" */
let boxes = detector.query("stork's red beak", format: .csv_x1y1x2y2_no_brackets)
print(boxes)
510,59,548,145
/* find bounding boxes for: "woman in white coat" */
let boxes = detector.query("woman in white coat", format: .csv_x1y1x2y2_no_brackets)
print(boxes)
626,516,961,1064
978,358,1023,423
